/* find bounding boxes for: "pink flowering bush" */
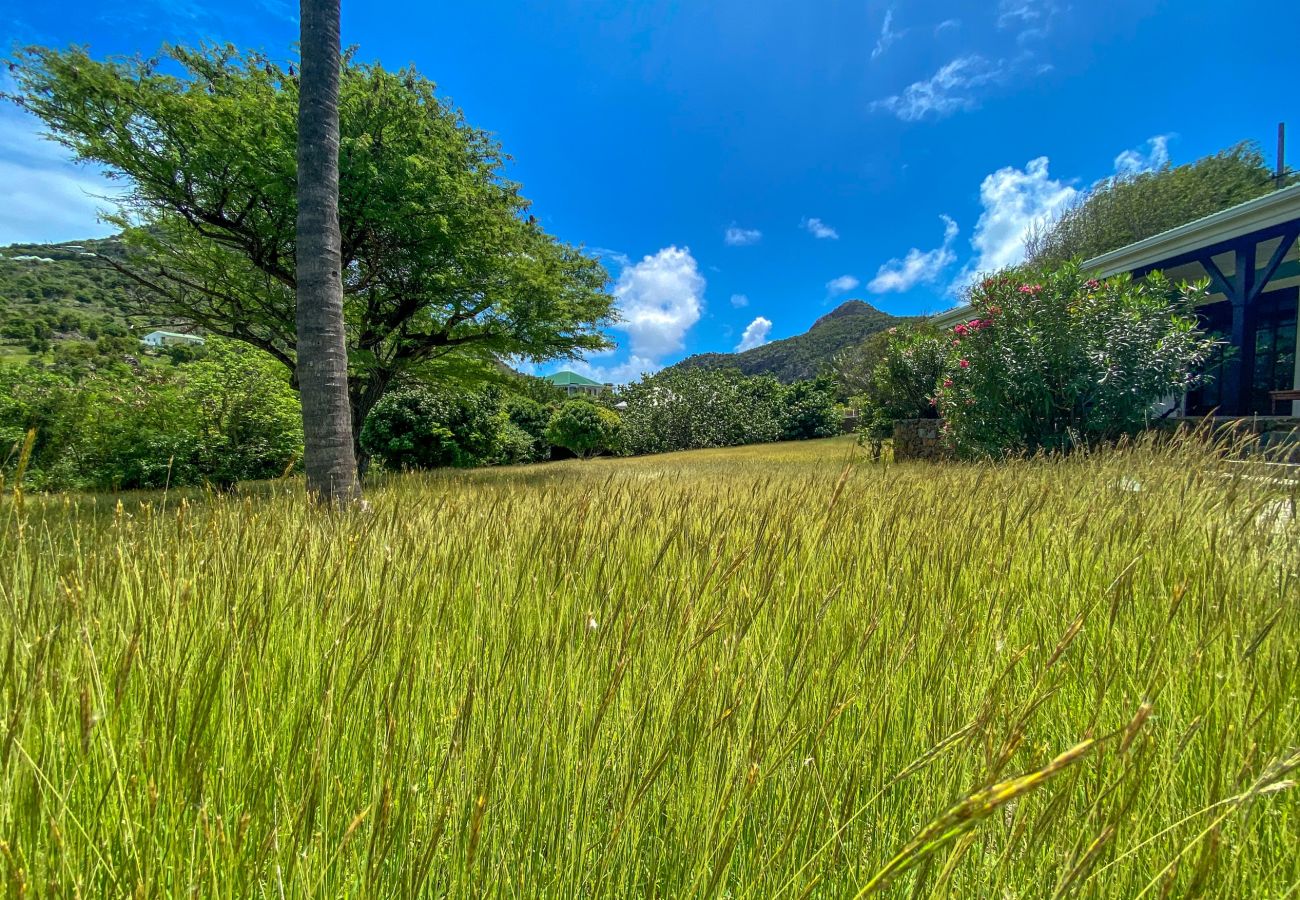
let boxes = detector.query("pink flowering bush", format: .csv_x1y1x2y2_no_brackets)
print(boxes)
936,261,1217,456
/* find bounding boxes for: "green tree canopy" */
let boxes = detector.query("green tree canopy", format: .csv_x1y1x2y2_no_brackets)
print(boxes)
7,44,616,452
1026,141,1291,266
545,399,622,459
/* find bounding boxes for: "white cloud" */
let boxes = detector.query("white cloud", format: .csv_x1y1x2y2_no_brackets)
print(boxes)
872,9,904,60
826,274,860,296
724,224,762,246
956,156,1077,286
1114,134,1173,177
802,217,839,240
997,0,1055,28
868,215,959,293
0,81,122,245
870,55,1008,122
566,355,663,385
935,18,961,34
997,0,1060,44
612,245,705,359
730,293,749,308
736,316,773,352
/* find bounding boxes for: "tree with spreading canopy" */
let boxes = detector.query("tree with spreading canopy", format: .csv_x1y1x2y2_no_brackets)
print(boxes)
5,44,616,469
1025,141,1293,266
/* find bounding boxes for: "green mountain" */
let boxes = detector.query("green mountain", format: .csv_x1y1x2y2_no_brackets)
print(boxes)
668,300,909,383
0,236,143,359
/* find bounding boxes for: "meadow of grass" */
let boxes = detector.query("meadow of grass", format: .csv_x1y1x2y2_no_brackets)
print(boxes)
1,435,1297,897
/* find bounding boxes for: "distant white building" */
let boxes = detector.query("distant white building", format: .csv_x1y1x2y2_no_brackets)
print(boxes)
141,330,205,348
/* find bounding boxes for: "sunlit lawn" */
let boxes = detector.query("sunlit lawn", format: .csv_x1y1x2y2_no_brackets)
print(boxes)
2,435,1297,896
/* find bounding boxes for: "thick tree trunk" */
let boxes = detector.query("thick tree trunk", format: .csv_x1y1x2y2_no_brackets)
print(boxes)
296,0,361,504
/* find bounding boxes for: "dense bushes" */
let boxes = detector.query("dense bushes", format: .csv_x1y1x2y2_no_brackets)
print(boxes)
938,264,1215,455
360,387,505,471
1,339,302,490
847,262,1217,458
617,368,839,455
2,335,848,490
546,400,622,458
849,325,949,445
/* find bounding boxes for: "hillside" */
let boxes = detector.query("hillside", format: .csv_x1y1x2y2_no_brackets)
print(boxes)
669,299,909,382
0,236,143,358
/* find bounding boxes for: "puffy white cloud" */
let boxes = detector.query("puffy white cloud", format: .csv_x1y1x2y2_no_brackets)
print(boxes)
566,355,663,385
868,215,959,293
612,246,705,359
724,224,762,246
871,9,904,60
735,316,773,352
1114,134,1173,176
802,217,839,240
730,293,749,308
957,156,1077,285
826,274,860,296
870,55,1008,122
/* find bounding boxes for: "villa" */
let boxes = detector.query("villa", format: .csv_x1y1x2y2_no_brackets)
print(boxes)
544,370,613,397
935,183,1300,417
140,330,206,348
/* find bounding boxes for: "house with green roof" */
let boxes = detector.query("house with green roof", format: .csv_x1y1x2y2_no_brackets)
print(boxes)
544,370,613,397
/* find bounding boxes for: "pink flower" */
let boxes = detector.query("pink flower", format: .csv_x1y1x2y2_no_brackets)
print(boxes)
1085,279,1100,290
943,378,953,388
1018,284,1042,295
959,359,970,369
952,339,961,347
954,324,969,336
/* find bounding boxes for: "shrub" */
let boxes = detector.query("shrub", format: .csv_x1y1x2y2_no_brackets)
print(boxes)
0,338,302,490
937,263,1217,456
495,421,541,465
500,394,552,463
848,325,949,448
780,376,841,440
545,399,622,459
617,368,783,455
360,386,502,471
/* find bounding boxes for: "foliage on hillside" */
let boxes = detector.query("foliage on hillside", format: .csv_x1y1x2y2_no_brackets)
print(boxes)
0,237,141,357
669,299,908,383
1026,141,1292,266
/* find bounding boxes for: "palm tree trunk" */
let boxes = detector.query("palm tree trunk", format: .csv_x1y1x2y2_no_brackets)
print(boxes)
296,0,361,504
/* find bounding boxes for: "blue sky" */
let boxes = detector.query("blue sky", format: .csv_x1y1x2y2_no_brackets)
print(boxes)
0,0,1294,381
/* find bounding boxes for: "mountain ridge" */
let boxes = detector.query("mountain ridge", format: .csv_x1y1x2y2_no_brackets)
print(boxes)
667,299,911,383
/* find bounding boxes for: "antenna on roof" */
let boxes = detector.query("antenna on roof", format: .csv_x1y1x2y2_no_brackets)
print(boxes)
1278,122,1287,188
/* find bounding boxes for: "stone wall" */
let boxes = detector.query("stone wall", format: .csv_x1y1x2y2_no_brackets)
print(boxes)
892,418,949,461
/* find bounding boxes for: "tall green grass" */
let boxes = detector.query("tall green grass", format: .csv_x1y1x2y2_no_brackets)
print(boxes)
1,435,1297,896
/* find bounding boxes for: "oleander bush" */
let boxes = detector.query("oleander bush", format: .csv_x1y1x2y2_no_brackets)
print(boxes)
938,262,1217,456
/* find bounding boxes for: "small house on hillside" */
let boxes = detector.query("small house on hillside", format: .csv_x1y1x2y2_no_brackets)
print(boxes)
141,330,205,348
935,183,1300,417
545,370,612,397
